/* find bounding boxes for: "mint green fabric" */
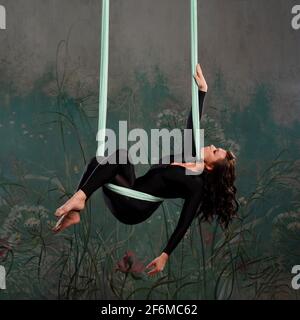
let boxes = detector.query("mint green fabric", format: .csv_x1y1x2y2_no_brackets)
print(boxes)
97,0,199,201
104,183,165,202
97,0,109,158
190,0,201,162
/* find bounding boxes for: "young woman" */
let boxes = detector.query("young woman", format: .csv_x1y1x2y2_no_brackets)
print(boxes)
53,64,239,276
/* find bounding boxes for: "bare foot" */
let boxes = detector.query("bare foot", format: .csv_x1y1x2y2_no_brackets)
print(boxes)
55,190,87,218
193,63,208,92
52,210,80,233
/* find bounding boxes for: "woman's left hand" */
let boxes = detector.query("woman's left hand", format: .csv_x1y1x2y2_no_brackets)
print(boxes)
146,253,169,276
193,64,202,88
193,63,208,92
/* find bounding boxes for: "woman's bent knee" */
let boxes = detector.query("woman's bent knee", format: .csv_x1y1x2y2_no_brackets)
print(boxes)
94,148,131,166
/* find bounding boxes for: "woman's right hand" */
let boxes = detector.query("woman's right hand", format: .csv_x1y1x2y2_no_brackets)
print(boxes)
145,253,169,276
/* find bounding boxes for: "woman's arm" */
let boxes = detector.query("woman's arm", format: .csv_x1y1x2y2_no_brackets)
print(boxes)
184,63,208,160
161,190,203,256
145,190,203,276
184,90,206,159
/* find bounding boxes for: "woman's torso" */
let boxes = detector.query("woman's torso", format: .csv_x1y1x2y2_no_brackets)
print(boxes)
132,163,204,200
102,154,204,224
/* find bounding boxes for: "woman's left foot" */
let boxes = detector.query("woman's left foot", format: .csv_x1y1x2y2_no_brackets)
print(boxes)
55,190,87,218
52,210,81,233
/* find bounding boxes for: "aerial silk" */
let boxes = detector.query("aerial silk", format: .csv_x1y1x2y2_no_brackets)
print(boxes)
97,0,200,201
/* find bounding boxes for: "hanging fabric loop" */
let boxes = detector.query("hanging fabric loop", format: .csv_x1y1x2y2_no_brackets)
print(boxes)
97,0,199,201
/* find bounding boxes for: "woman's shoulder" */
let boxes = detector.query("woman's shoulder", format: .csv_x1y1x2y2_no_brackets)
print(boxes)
148,162,205,181
162,164,205,183
170,161,204,173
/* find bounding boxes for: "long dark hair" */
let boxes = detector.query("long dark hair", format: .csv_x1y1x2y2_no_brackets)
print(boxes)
198,150,239,228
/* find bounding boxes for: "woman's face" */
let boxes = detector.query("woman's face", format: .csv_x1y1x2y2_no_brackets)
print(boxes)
202,144,227,170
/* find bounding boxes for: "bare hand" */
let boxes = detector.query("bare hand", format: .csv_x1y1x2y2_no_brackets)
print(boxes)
145,253,169,276
193,63,208,92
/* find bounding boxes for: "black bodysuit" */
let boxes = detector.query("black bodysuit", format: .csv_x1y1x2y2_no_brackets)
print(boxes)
76,90,206,256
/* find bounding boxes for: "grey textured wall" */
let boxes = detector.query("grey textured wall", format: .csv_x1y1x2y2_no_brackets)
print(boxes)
0,0,299,124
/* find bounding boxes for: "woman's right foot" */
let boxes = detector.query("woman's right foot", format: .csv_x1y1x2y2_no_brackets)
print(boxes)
52,210,81,233
55,190,87,218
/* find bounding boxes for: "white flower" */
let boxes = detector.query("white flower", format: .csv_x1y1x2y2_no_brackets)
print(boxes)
273,211,299,224
238,197,247,206
272,211,300,231
287,222,300,231
184,229,191,239
24,218,40,227
0,205,49,242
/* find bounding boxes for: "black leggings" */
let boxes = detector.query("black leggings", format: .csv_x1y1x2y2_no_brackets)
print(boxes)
76,149,163,225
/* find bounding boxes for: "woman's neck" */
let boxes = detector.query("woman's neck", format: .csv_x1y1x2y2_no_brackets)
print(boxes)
170,161,205,173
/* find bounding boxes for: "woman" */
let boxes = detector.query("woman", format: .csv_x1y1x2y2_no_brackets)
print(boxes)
53,64,239,276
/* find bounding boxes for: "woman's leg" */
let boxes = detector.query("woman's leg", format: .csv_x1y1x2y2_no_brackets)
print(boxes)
76,150,136,195
53,149,136,232
77,151,136,200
